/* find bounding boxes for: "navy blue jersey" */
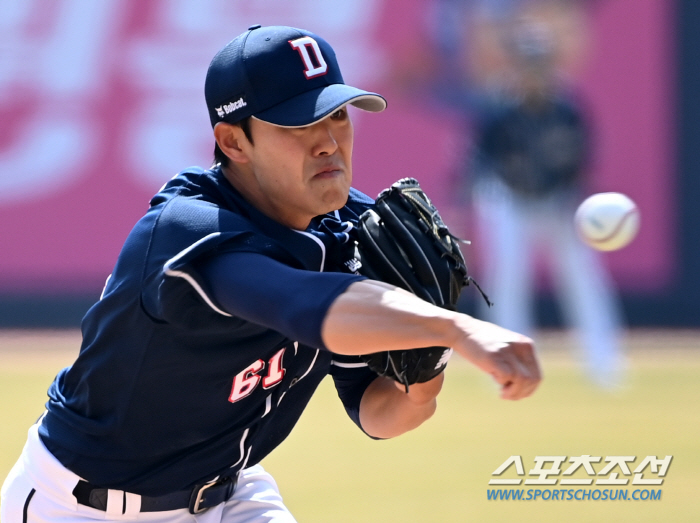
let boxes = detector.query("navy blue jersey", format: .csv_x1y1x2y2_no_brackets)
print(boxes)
39,166,378,496
473,97,588,198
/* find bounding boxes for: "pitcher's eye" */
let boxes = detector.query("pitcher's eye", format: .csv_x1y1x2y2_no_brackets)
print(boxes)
330,108,348,120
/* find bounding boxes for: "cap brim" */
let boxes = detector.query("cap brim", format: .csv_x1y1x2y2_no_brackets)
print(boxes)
254,84,387,127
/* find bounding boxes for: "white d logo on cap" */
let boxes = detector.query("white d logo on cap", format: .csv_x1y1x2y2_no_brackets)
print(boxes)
289,36,328,79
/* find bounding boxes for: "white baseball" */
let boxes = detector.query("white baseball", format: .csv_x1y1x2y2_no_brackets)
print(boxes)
574,192,640,251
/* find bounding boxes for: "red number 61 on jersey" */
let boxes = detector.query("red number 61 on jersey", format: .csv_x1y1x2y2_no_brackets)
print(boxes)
229,347,286,403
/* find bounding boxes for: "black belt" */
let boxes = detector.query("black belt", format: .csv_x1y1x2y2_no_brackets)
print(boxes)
72,475,237,514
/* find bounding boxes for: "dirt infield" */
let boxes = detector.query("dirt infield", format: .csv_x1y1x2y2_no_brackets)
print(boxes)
534,328,700,364
2,327,698,369
0,329,81,371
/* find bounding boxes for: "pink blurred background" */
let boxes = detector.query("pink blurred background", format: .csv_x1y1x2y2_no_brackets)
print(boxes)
0,0,676,301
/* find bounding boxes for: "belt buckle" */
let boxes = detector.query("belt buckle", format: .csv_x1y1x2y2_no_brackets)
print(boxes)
188,477,233,515
189,482,216,514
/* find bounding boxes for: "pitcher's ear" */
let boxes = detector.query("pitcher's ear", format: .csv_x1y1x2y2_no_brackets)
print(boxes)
214,122,251,164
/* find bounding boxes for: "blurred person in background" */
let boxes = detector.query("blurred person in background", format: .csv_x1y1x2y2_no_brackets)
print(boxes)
467,0,626,389
389,0,626,388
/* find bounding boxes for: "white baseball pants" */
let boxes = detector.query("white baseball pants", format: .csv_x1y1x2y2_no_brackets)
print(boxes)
472,178,626,388
1,423,297,523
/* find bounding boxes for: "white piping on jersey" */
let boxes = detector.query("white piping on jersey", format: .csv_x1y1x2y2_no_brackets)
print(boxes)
298,349,319,381
263,395,272,417
332,210,354,242
291,230,326,271
100,274,111,300
336,211,355,229
293,341,298,356
163,232,233,317
276,348,319,407
331,360,369,368
277,391,287,406
166,231,222,266
241,445,253,470
229,428,249,468
164,267,232,317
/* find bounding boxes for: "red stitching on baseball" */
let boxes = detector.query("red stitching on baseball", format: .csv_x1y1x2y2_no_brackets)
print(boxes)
588,208,638,244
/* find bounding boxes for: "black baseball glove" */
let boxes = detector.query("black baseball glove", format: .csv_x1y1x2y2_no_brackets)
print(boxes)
355,178,490,392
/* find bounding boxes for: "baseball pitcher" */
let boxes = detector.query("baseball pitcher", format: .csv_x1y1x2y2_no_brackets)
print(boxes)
1,25,540,523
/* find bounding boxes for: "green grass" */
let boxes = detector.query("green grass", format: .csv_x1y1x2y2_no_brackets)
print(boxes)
2,330,698,522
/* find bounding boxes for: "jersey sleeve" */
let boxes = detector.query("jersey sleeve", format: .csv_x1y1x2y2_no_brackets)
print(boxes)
137,179,373,340
191,251,366,350
328,354,384,439
140,225,287,328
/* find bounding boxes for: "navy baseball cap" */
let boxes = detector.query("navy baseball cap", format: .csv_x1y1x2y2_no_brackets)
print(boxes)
205,25,387,128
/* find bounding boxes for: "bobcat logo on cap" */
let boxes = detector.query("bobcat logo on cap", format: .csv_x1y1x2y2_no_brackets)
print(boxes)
289,36,328,79
215,97,247,119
